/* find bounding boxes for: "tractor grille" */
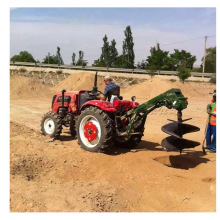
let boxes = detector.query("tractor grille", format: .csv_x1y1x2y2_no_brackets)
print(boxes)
57,96,71,104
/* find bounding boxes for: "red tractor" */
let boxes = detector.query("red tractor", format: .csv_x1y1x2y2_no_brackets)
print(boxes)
41,72,200,153
41,72,141,152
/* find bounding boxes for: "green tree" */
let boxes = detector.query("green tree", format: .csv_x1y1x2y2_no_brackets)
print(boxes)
100,35,110,67
56,47,64,65
202,47,216,73
169,49,196,70
177,61,192,84
146,43,169,71
115,55,124,68
92,58,104,67
122,26,135,68
192,67,202,72
93,35,119,68
76,51,87,66
72,52,76,65
109,39,118,67
42,52,60,64
11,51,36,63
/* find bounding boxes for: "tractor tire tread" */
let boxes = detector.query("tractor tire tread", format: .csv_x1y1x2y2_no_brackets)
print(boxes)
76,106,114,152
41,111,62,139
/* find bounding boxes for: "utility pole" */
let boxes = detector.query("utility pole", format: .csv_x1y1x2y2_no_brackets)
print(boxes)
202,36,208,73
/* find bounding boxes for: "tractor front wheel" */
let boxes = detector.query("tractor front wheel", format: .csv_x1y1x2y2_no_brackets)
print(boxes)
76,106,114,152
70,115,78,139
41,111,62,138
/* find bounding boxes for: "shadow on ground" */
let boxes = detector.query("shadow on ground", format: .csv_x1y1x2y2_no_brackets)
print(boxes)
153,151,210,170
104,140,161,156
59,135,76,142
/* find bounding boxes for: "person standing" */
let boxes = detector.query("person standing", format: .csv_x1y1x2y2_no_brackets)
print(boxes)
205,90,216,153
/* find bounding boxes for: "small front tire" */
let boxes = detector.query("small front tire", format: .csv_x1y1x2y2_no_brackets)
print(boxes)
41,111,62,138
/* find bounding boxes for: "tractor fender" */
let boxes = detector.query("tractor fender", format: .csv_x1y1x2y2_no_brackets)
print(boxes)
80,100,116,112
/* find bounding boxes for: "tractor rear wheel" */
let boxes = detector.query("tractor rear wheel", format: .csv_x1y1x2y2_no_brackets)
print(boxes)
41,111,62,138
76,106,114,152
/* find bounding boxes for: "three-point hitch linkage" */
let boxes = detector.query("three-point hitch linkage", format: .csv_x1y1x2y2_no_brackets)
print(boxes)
120,89,200,153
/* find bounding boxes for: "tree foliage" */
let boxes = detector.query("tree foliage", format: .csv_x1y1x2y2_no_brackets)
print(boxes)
169,49,196,70
76,50,87,66
122,26,135,68
11,51,36,63
177,61,192,83
144,45,197,72
109,39,118,67
42,47,64,65
146,43,169,71
56,47,64,65
100,35,110,67
42,52,60,64
93,35,118,67
72,52,76,65
202,47,216,73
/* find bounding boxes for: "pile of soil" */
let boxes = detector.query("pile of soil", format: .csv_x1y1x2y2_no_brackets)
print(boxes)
10,74,215,103
10,75,53,100
54,72,106,92
122,77,215,101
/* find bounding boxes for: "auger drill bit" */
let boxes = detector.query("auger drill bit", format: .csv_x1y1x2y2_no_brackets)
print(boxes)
161,110,200,154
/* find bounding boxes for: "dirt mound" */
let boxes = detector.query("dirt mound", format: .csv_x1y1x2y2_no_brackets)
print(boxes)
122,77,215,101
54,72,106,92
10,75,53,100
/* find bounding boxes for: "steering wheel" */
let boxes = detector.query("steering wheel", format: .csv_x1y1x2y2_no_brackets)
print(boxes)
85,90,103,99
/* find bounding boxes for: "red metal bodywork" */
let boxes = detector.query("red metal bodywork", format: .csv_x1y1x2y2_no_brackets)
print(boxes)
52,90,85,113
80,100,116,112
113,100,139,111
52,90,139,114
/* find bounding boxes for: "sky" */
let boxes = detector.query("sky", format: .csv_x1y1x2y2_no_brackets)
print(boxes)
10,8,216,66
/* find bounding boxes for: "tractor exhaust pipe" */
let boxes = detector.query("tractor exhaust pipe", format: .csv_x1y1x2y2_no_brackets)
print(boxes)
61,89,66,107
92,72,98,94
58,89,67,118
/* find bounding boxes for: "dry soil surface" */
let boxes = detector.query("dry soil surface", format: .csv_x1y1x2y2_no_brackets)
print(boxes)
10,73,216,212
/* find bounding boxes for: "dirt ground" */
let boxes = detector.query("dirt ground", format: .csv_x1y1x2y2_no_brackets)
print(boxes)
10,73,216,212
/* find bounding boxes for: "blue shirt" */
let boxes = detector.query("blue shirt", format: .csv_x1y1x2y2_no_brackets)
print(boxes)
104,82,120,101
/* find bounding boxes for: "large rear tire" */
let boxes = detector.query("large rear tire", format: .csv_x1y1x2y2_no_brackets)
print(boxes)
41,111,62,138
76,106,114,152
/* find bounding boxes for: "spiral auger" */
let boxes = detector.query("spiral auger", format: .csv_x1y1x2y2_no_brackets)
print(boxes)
161,110,200,154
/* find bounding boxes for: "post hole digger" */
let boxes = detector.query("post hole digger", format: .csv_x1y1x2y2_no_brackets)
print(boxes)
41,72,200,153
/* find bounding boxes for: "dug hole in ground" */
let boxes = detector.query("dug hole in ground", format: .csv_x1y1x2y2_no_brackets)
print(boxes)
10,71,216,212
